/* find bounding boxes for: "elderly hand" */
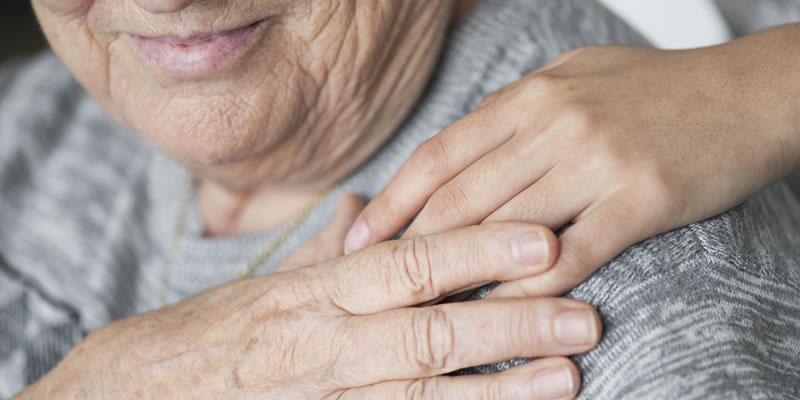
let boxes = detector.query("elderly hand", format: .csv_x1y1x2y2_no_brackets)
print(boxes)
345,28,800,298
20,200,599,400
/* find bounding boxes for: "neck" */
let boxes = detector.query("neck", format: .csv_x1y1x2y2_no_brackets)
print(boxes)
197,112,391,236
199,180,327,236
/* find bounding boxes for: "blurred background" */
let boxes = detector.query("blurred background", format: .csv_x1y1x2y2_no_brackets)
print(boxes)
0,3,47,62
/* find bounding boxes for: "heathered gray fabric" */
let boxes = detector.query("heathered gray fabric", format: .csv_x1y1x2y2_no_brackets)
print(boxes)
1,0,799,398
716,0,800,35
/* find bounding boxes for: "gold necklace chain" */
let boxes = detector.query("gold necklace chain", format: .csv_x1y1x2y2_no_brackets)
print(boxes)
160,177,333,305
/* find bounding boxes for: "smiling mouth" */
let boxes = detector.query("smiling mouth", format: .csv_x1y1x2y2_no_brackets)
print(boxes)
129,19,269,79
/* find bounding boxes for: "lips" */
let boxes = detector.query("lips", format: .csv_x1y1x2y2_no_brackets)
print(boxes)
129,19,268,79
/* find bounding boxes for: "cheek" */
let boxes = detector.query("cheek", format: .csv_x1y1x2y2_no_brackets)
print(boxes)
33,1,118,115
118,58,312,167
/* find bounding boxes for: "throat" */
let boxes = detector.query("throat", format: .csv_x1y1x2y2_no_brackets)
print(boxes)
198,179,322,237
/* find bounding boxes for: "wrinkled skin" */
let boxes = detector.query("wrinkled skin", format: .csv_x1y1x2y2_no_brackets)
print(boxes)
20,196,599,399
27,0,800,398
33,0,452,190
24,1,602,398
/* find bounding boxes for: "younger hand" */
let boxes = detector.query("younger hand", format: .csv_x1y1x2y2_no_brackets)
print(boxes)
345,36,800,298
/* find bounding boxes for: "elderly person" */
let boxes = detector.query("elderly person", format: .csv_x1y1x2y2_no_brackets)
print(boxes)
2,0,800,398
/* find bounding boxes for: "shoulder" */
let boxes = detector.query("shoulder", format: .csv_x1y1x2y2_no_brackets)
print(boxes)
414,0,650,131
716,0,800,35
582,181,800,299
567,182,800,398
438,0,649,99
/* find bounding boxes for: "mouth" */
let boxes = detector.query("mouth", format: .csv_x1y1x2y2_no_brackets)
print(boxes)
129,19,270,79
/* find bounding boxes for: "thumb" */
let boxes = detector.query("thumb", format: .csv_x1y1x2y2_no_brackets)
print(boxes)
278,193,367,271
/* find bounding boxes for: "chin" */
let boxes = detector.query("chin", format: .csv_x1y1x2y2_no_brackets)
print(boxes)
121,82,307,169
136,109,284,168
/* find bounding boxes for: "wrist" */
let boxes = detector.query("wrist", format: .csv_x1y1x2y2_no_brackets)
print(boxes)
720,23,800,174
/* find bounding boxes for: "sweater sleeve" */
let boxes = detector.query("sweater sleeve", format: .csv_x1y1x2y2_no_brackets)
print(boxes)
465,181,800,399
0,54,93,398
0,253,85,399
715,0,800,36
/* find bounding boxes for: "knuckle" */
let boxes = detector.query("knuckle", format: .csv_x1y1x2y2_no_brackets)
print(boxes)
404,379,429,400
504,302,543,349
393,238,436,298
634,163,684,227
642,162,675,194
524,73,565,99
639,165,672,201
558,102,598,134
582,134,626,175
426,183,471,222
366,193,401,225
413,136,450,176
478,88,504,108
406,308,455,372
280,272,331,310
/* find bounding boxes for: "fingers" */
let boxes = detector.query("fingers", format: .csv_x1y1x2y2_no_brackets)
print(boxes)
319,222,559,315
342,47,596,255
343,105,518,254
336,357,581,400
338,298,599,385
488,194,652,298
482,162,592,229
277,193,366,272
400,136,556,239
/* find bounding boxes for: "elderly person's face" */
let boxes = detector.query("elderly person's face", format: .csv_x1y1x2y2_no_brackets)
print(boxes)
32,1,454,190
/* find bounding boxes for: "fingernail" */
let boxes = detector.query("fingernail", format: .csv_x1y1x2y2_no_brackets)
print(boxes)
510,230,548,267
531,366,574,399
344,217,370,255
554,309,599,346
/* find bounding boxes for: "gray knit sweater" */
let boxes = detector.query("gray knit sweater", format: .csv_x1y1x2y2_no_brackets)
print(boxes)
2,0,800,398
